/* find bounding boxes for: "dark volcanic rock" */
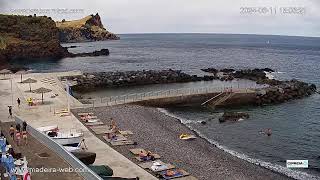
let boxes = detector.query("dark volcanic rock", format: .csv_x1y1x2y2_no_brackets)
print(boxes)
220,68,235,73
255,80,317,105
201,68,218,74
69,49,109,57
219,112,249,123
66,70,202,92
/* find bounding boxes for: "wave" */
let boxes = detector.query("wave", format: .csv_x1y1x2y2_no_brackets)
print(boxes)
157,108,320,180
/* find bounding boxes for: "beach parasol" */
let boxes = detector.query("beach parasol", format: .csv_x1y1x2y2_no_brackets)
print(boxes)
15,70,28,83
32,87,52,103
0,69,12,78
21,78,37,92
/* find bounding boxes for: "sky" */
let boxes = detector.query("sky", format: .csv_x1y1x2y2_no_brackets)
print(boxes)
1,0,320,37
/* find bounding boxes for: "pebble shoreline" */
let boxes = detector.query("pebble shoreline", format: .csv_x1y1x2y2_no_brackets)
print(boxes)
72,105,293,180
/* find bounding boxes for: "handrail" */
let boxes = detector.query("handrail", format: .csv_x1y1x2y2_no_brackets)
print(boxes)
76,85,261,108
15,116,103,180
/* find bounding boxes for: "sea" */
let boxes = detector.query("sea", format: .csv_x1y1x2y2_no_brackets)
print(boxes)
14,34,320,179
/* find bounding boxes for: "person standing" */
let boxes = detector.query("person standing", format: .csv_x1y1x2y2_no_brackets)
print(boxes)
8,106,12,118
17,98,21,107
9,125,15,140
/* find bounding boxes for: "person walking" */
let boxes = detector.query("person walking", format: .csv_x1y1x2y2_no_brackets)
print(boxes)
8,106,12,118
17,98,21,107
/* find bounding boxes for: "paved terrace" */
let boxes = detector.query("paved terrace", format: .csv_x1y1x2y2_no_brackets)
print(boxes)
0,71,156,180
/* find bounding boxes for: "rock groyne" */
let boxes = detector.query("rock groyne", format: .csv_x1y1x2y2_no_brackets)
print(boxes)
67,69,205,92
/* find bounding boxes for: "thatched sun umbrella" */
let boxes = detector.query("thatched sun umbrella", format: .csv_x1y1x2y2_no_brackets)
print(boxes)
32,87,52,103
15,70,28,83
0,69,12,78
21,78,37,92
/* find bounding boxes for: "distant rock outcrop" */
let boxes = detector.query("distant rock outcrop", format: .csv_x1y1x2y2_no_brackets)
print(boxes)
56,13,119,43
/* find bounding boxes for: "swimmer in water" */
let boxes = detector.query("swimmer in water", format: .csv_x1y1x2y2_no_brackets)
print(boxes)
266,128,272,136
259,128,272,136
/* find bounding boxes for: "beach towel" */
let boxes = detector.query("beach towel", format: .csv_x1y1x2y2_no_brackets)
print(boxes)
85,122,104,126
174,176,198,180
159,169,190,179
110,140,135,146
130,148,147,155
89,125,112,134
119,130,133,135
80,116,98,120
78,112,94,116
134,153,161,162
103,135,127,142
86,119,100,123
138,160,175,172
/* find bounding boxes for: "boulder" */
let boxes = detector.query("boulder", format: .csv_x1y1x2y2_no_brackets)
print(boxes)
219,112,249,123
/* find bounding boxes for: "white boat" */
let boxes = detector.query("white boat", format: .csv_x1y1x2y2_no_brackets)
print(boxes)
48,131,83,146
64,146,81,152
37,125,58,132
38,125,83,146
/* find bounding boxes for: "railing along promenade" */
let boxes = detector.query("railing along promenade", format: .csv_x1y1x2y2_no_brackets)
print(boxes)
77,85,262,108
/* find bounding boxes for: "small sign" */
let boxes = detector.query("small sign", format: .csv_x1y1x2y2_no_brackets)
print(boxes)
286,160,308,168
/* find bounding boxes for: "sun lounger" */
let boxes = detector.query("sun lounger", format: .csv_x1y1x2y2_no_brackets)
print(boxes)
55,111,69,115
130,148,147,155
81,116,98,120
78,112,94,116
89,125,112,134
86,119,100,123
103,134,128,142
175,176,198,180
130,148,161,159
138,160,175,172
159,169,190,179
135,154,161,162
60,113,71,117
85,122,104,126
110,140,135,146
119,130,133,135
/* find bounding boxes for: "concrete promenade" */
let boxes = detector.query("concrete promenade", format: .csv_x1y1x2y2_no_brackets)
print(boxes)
0,71,156,180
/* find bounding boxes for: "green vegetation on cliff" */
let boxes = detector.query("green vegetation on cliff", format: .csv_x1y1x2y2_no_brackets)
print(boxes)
0,14,69,63
0,36,7,50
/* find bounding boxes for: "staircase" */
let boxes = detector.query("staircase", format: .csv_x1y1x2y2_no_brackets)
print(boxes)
202,92,235,109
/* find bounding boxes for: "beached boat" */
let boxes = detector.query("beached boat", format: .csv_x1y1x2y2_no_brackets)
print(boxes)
64,146,81,152
37,125,58,132
48,131,83,146
72,151,96,165
37,125,83,146
179,134,196,140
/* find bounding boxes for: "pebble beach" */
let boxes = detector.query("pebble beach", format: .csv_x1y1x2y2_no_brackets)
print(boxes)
72,105,293,180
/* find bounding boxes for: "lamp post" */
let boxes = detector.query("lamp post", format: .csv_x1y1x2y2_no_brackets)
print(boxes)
66,80,70,113
10,75,13,106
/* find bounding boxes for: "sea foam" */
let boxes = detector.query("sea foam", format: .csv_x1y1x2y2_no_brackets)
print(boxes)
157,108,319,180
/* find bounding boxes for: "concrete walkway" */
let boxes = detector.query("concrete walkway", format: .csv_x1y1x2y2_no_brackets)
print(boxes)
0,71,156,180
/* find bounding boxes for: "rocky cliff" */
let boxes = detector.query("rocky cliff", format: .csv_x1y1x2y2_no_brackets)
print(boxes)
0,14,70,69
0,14,112,70
56,13,119,43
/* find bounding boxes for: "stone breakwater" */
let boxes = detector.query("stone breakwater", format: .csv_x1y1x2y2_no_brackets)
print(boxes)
67,69,208,92
201,68,317,105
255,80,317,105
65,68,317,106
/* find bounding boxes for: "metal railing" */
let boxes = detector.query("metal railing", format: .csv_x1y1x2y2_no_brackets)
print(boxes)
15,116,103,180
78,85,261,108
